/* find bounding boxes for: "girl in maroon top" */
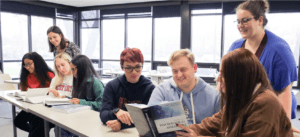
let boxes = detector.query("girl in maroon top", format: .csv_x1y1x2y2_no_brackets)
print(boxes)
15,52,55,137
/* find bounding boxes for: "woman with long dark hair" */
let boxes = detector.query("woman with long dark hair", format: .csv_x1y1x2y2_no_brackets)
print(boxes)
47,25,80,58
60,55,104,137
14,52,55,137
175,48,293,137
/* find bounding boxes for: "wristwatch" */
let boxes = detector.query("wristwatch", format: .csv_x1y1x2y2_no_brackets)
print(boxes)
113,108,120,114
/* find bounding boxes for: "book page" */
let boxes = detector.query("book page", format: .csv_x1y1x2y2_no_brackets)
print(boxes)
126,104,154,137
25,88,49,98
149,101,188,133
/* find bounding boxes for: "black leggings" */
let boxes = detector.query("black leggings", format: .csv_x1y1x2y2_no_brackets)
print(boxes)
14,110,54,137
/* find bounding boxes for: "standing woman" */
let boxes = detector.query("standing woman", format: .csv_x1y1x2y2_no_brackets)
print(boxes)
14,52,55,137
175,48,293,137
47,25,81,58
228,0,298,123
48,52,73,98
60,55,104,137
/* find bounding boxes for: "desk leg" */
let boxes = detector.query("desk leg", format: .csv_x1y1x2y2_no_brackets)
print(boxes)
44,120,50,137
55,126,61,137
12,105,17,137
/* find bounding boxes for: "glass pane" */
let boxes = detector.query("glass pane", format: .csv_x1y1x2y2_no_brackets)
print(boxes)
1,12,28,60
81,21,100,59
192,9,222,14
154,17,181,61
46,61,55,71
31,16,54,60
56,19,74,42
127,18,152,61
103,19,125,60
191,15,222,63
103,61,121,75
3,62,22,78
223,14,241,56
81,10,99,19
143,62,151,72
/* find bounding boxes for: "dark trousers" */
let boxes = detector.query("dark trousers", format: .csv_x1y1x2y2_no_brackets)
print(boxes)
14,110,54,137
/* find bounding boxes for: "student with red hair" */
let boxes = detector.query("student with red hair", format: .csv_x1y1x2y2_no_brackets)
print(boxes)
100,47,155,131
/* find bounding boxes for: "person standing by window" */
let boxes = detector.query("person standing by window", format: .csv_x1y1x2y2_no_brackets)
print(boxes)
47,25,80,58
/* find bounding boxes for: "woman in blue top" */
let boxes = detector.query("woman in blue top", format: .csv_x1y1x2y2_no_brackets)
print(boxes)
228,0,298,131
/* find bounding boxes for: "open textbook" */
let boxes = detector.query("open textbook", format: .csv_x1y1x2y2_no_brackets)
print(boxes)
19,88,53,104
126,101,188,137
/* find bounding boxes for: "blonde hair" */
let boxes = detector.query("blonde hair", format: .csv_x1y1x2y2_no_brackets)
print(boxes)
168,49,195,66
53,52,72,88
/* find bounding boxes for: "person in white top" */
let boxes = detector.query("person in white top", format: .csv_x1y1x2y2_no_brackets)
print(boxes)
48,52,73,98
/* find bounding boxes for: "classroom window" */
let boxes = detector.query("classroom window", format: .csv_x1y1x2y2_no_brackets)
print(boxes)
31,16,54,60
127,17,152,61
154,17,180,61
191,15,222,63
223,14,241,56
81,20,100,59
3,62,22,78
1,12,28,61
102,19,125,60
56,19,74,42
102,61,121,74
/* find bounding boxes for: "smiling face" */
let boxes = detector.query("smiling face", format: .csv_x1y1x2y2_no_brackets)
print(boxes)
55,58,72,76
24,59,35,73
236,10,261,39
122,61,142,83
48,32,62,47
170,56,197,93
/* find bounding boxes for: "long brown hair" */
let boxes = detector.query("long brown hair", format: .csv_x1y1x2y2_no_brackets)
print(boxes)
220,48,272,136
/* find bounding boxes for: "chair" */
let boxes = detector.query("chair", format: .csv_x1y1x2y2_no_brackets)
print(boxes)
0,83,17,119
0,74,12,84
150,79,159,87
0,83,17,91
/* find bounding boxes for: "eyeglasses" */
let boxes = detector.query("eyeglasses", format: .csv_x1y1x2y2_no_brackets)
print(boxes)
71,67,77,72
234,18,253,26
23,62,33,68
123,65,143,73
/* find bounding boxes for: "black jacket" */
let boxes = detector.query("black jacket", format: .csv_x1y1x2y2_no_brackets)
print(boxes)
100,74,155,129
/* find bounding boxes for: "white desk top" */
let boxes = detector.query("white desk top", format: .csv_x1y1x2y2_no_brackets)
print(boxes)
0,90,33,112
4,80,20,84
28,105,138,137
94,68,110,71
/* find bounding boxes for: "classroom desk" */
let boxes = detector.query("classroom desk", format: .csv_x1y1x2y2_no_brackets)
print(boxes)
4,80,20,84
0,90,34,137
148,73,173,84
94,68,110,72
28,104,139,137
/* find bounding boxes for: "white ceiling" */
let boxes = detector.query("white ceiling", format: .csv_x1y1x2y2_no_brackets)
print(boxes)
40,0,165,7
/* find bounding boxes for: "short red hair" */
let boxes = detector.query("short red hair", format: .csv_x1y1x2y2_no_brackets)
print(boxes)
120,47,144,68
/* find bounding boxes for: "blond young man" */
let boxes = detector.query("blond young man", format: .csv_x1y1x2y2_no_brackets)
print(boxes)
148,49,220,127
